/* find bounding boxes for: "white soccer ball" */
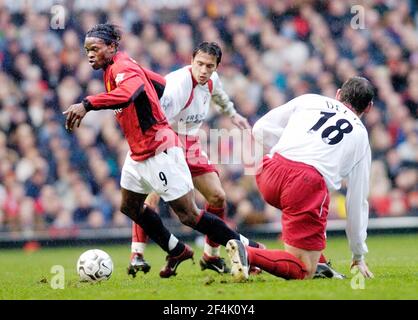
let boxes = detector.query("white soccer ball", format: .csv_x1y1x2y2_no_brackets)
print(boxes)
77,249,113,282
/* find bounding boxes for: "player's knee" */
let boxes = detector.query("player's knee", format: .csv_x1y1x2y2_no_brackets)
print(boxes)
207,189,226,207
120,202,130,216
173,205,199,227
177,211,198,227
120,202,142,221
120,204,133,220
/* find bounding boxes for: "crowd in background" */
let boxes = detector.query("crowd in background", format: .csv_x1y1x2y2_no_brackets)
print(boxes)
0,0,417,236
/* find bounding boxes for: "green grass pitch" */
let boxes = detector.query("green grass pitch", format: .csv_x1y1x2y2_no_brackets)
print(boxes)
0,234,417,300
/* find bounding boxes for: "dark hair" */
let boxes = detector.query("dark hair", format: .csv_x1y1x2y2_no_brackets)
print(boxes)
86,23,121,48
192,41,222,65
339,77,374,114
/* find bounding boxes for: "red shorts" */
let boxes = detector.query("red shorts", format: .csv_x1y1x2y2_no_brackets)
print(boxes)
256,153,329,251
178,135,219,178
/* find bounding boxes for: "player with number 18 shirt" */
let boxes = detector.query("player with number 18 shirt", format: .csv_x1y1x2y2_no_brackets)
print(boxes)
225,77,375,281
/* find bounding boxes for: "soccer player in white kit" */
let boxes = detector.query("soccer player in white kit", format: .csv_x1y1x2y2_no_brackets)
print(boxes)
225,77,375,280
128,42,252,277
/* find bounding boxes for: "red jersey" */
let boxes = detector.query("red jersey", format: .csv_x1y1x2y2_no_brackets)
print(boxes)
83,51,178,161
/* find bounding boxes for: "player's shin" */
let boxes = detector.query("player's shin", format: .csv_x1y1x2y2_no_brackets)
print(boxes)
246,247,307,280
131,222,148,255
204,204,225,257
135,206,185,256
195,211,260,248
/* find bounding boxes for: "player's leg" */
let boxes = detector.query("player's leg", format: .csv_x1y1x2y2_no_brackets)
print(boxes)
168,191,260,249
153,146,262,276
156,147,258,248
245,153,331,280
193,172,230,274
120,152,193,279
127,192,160,277
182,134,229,266
226,240,308,281
120,188,188,259
284,243,321,278
229,233,318,280
128,221,150,277
277,163,345,279
229,242,319,280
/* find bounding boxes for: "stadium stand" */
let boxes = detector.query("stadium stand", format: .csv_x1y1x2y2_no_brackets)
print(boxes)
0,0,417,244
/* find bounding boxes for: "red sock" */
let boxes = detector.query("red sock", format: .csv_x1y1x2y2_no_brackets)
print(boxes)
246,247,307,280
204,204,225,248
319,253,327,264
132,221,148,243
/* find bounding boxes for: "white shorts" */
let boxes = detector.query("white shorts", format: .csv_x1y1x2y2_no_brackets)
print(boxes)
120,147,194,202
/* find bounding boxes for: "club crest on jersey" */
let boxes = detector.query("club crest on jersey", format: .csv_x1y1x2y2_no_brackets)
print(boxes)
115,73,125,85
203,93,210,105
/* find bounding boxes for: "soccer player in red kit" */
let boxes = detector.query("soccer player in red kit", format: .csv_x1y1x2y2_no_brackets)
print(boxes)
63,23,262,278
128,42,251,277
226,77,375,281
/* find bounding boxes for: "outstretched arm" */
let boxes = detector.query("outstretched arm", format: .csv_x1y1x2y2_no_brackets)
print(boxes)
83,66,145,111
63,63,144,132
345,146,374,278
211,73,250,130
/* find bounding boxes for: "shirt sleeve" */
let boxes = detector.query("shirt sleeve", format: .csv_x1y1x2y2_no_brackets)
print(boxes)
211,72,237,117
83,61,145,110
146,68,166,99
345,145,371,261
252,98,297,151
159,70,193,120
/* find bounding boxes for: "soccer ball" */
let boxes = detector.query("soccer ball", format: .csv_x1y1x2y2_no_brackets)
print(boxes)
76,249,113,282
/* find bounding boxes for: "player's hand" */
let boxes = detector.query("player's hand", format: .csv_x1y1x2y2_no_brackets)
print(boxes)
63,103,87,132
350,260,374,278
231,113,251,130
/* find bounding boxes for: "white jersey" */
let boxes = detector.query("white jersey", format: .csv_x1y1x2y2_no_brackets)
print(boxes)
160,66,235,136
253,94,371,259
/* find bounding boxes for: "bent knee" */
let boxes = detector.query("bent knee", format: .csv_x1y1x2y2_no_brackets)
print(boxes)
120,204,130,216
207,189,226,207
177,212,198,227
120,201,144,220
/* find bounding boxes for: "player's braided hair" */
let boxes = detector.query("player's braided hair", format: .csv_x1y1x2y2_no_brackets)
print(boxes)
86,23,121,48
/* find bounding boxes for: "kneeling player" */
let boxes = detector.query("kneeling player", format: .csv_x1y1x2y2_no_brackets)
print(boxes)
226,78,375,281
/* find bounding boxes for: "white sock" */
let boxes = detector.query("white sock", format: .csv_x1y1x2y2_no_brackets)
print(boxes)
168,234,179,251
239,235,249,246
131,242,146,255
204,243,220,257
